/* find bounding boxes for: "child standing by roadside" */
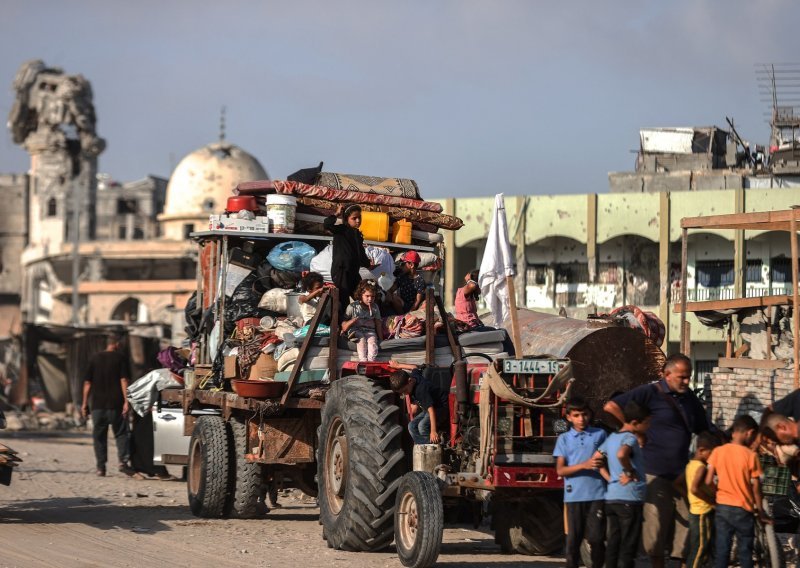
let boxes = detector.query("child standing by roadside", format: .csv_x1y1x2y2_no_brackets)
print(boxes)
341,280,383,362
298,272,326,324
597,400,651,568
685,431,721,568
705,415,768,568
553,397,608,568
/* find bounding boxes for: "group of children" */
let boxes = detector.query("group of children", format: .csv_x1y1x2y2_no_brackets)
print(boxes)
556,398,768,568
297,203,484,363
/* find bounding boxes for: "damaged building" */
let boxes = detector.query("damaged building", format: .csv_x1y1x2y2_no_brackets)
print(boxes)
441,122,799,388
0,60,269,409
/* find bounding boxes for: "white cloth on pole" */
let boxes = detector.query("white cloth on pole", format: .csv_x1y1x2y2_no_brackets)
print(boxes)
479,194,515,328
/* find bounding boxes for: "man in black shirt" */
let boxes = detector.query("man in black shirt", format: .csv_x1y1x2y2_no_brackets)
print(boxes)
389,362,449,444
81,335,134,477
603,353,710,568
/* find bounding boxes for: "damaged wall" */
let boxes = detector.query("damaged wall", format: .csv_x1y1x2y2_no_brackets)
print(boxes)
706,366,795,429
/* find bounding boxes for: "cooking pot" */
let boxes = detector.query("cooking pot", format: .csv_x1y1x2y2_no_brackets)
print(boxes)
226,195,258,212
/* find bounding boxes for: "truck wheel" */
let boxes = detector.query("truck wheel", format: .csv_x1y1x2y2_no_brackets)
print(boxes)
187,415,232,518
317,377,405,552
495,494,564,555
229,417,267,519
394,472,443,568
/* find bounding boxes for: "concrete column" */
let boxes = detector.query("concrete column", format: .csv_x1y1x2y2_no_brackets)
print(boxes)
733,185,746,298
444,197,456,309
587,194,598,283
659,191,671,344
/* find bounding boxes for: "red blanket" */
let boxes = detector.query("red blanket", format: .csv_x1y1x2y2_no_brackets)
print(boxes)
236,180,443,213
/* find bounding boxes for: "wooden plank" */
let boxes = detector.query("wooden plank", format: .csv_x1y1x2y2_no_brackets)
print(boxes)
717,357,788,370
681,209,799,231
425,288,435,365
766,306,772,360
280,290,330,407
507,274,523,356
791,209,800,389
434,291,461,360
673,295,793,313
328,287,339,380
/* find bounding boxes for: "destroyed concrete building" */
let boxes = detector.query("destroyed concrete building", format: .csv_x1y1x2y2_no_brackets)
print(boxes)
1,60,267,338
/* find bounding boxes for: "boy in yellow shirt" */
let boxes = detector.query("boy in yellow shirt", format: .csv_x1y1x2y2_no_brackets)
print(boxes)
685,432,721,568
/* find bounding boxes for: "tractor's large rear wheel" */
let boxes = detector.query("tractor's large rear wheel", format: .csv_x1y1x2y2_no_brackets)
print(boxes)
495,493,564,555
317,377,405,551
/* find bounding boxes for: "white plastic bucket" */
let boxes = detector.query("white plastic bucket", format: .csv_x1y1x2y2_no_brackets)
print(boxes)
267,194,297,234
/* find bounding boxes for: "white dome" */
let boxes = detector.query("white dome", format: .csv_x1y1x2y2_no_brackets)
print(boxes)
161,141,268,220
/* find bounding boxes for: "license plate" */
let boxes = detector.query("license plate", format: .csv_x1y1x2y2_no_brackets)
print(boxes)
503,359,568,375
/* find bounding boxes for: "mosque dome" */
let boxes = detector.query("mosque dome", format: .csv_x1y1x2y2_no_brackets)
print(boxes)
161,141,268,221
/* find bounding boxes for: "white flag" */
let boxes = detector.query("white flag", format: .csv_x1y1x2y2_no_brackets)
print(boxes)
479,194,515,328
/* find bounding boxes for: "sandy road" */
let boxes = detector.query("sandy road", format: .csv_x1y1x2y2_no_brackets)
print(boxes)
0,432,563,568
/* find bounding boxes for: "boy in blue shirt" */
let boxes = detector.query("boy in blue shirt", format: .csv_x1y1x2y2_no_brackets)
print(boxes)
553,397,608,568
597,400,651,568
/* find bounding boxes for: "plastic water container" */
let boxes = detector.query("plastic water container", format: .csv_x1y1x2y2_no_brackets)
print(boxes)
267,194,297,233
412,444,443,473
359,211,390,242
392,219,412,244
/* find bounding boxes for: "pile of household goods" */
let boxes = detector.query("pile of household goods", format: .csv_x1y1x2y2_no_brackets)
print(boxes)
189,170,510,397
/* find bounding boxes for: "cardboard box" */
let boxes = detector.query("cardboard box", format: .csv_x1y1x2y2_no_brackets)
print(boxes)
223,355,239,379
248,353,278,380
209,214,270,233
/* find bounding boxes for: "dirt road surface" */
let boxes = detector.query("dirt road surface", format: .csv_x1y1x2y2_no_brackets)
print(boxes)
0,432,563,568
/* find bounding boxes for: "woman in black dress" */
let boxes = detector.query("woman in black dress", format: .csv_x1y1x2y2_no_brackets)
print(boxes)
323,204,371,317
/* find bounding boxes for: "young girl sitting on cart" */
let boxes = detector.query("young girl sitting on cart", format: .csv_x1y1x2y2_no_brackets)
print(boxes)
342,280,383,362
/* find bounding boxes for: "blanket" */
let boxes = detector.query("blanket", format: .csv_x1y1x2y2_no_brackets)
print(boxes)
316,172,421,200
236,180,443,213
295,196,463,230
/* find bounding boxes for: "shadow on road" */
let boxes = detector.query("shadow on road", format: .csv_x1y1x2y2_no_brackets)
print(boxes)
433,535,563,567
0,496,191,533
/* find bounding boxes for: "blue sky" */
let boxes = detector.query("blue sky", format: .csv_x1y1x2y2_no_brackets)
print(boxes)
1,1,798,198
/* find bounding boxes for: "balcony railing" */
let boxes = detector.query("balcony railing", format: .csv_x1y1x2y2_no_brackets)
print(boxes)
669,284,794,303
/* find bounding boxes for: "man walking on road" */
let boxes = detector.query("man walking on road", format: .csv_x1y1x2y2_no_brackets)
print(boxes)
81,334,135,477
603,353,711,568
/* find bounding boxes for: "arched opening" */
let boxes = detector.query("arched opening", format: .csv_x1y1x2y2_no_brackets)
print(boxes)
598,234,659,307
111,297,146,323
524,236,587,309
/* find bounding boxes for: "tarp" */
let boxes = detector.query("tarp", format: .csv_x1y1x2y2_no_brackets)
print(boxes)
479,194,515,328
